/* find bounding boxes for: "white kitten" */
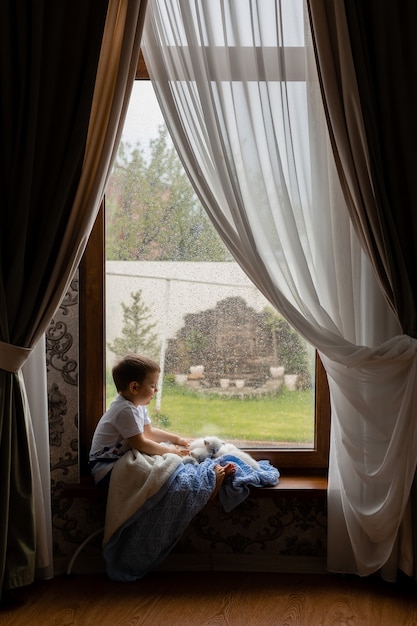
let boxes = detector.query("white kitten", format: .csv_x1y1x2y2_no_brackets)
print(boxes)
203,435,260,470
189,438,211,463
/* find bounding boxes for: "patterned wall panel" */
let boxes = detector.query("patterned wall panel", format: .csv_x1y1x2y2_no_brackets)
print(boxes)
47,275,104,569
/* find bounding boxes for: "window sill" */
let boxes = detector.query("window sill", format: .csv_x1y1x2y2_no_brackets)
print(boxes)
250,474,327,498
60,474,327,500
59,477,107,499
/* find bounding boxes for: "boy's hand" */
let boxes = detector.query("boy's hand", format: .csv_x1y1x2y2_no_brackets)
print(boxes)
174,447,191,457
176,436,189,448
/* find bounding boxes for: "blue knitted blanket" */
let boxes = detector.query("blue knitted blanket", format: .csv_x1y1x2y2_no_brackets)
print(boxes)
103,453,279,582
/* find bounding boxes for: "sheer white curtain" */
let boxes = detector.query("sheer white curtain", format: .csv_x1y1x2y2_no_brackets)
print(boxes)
22,338,53,578
142,0,417,579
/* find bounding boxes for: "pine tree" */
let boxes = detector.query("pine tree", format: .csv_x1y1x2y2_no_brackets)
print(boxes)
107,290,160,360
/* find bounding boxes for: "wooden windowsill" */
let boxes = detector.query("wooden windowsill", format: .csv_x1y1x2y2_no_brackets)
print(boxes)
59,477,108,500
250,474,327,498
60,474,327,501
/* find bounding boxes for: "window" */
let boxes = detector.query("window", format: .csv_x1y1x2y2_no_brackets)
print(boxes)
79,52,330,476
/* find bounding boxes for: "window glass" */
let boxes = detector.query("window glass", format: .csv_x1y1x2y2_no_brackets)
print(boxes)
105,80,315,450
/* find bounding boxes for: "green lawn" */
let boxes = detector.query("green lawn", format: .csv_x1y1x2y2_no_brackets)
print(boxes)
106,376,315,445
148,383,315,445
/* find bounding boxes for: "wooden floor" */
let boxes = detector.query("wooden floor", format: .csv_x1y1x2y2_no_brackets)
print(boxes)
1,570,417,626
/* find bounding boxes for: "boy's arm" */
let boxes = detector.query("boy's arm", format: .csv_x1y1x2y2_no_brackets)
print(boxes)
128,431,189,456
145,423,189,448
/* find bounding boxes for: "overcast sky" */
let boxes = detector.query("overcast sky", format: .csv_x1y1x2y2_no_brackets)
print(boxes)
121,81,167,151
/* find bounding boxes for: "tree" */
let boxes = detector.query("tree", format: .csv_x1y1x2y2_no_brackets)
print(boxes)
107,290,160,360
106,127,232,262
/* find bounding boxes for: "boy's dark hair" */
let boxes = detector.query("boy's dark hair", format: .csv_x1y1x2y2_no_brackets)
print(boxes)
112,354,160,391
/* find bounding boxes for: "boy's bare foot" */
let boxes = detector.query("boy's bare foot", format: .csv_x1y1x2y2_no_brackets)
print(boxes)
209,465,225,501
223,462,236,478
209,463,236,501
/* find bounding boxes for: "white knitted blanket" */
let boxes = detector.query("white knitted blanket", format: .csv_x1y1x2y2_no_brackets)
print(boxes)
103,449,182,546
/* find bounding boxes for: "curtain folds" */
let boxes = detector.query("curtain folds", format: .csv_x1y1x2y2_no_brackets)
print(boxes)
142,0,416,579
307,1,417,576
0,0,147,597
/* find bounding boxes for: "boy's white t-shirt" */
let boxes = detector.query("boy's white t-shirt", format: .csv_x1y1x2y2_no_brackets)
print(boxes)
89,394,151,483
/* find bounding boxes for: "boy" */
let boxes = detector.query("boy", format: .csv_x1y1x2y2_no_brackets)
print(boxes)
89,353,190,486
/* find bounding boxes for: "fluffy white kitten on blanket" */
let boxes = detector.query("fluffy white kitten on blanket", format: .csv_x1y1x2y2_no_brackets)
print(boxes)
178,437,209,465
188,435,260,470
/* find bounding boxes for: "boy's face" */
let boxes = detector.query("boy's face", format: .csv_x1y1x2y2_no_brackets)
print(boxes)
133,371,160,405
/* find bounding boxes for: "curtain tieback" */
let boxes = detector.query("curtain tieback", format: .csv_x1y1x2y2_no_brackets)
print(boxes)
0,340,33,373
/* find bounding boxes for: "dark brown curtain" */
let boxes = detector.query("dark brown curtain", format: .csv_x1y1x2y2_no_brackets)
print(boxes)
0,0,109,598
308,0,417,337
342,1,417,581
308,0,417,578
343,2,417,337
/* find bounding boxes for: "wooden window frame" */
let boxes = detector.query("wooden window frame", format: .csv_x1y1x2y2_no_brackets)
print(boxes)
78,52,330,477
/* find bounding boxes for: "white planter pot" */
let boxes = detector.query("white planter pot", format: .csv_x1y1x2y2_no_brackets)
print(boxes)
270,366,285,379
175,374,188,385
284,374,299,391
189,365,204,375
234,379,245,389
219,378,230,389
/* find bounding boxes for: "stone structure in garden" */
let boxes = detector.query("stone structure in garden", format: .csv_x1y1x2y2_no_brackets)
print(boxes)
166,296,281,386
